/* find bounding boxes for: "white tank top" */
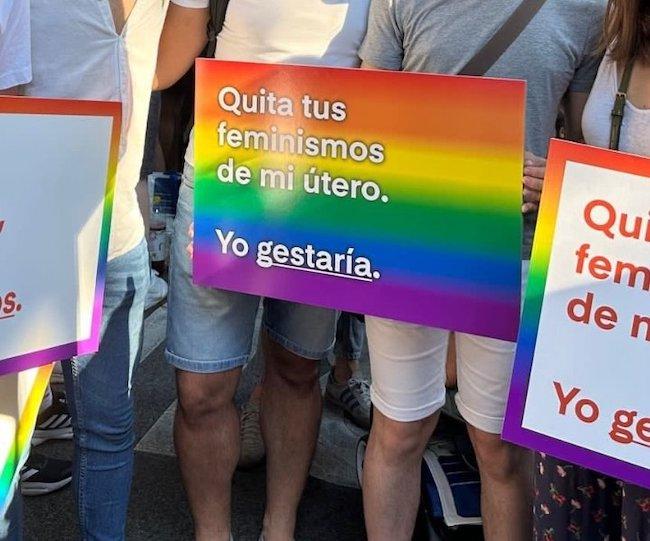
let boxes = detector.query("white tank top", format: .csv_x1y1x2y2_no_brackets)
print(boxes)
582,53,650,156
25,0,169,260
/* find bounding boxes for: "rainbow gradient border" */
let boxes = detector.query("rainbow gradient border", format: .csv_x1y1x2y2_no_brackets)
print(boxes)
503,139,650,490
0,97,121,376
0,364,53,514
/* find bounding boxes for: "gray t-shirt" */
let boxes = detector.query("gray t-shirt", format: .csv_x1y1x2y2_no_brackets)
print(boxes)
359,0,606,258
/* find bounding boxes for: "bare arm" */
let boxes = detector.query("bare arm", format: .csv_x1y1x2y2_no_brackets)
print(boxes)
153,3,210,91
563,91,589,142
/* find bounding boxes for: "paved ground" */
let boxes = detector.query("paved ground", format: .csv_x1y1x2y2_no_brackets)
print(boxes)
23,304,484,540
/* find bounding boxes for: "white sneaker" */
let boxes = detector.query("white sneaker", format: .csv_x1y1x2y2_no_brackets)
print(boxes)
145,270,168,310
32,392,73,446
325,371,372,429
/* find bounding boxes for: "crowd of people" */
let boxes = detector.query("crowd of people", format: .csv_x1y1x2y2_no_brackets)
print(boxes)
1,0,649,540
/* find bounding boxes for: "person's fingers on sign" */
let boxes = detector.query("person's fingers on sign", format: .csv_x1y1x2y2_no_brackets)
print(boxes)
186,222,194,258
522,150,547,214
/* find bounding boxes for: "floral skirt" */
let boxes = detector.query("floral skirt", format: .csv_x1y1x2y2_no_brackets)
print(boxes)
533,453,650,540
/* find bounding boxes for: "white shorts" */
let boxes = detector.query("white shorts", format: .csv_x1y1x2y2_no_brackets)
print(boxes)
367,262,529,435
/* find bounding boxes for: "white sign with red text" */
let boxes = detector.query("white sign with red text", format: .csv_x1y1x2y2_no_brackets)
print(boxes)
504,140,650,489
0,97,120,375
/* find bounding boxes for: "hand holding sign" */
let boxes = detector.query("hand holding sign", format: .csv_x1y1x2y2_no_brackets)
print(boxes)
187,222,194,258
522,151,547,214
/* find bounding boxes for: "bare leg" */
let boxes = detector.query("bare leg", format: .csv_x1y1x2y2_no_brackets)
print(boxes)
260,332,321,541
332,356,356,384
249,383,263,403
175,368,241,541
468,426,532,541
445,332,457,388
363,409,439,541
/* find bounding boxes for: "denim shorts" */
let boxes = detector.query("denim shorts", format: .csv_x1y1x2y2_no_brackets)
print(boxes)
165,164,338,374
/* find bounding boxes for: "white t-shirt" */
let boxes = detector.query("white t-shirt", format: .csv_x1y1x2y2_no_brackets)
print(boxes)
171,0,371,167
0,0,31,90
24,1,170,260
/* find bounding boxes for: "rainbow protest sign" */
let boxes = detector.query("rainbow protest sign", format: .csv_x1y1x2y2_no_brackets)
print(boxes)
0,97,121,375
504,140,650,489
0,97,119,520
193,61,526,340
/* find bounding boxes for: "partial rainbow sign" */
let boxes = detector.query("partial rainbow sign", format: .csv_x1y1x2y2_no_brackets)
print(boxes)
194,61,526,340
0,365,52,526
504,140,650,489
0,97,121,375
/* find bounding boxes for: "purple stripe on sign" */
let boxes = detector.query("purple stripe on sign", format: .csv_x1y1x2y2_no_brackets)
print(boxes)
0,322,101,377
0,342,78,377
193,251,520,341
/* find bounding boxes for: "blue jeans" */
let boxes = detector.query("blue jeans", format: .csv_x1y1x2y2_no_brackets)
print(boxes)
62,240,149,541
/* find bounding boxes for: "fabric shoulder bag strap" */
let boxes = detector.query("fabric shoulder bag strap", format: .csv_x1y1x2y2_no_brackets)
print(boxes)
459,0,548,77
205,0,230,58
609,59,635,150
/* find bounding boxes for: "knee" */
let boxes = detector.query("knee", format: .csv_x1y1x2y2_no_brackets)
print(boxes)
470,428,527,483
371,413,436,464
265,337,319,392
80,408,134,454
176,371,235,423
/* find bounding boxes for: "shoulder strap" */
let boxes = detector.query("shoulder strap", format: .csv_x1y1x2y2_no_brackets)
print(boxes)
609,59,635,150
205,0,230,58
459,0,548,77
